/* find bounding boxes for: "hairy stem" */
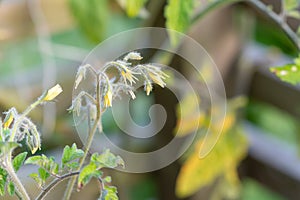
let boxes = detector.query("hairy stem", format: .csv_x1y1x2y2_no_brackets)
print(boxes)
9,100,41,142
63,75,102,200
6,158,30,200
35,172,79,200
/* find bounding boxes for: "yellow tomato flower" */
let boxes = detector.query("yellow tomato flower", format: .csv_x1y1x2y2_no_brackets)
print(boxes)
148,72,166,88
104,89,113,107
121,69,137,85
42,84,63,101
145,82,153,96
3,112,13,129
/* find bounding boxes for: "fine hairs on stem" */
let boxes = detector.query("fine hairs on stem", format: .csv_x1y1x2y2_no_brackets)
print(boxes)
63,51,169,199
0,84,63,200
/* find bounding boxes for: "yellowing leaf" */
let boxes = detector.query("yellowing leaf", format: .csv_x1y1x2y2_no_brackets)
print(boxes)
165,0,194,45
175,128,248,198
174,93,203,137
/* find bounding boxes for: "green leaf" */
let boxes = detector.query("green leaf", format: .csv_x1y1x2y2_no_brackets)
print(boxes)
270,64,300,85
91,149,125,169
286,10,300,19
77,162,102,190
125,0,148,17
38,168,50,183
165,0,194,46
25,154,59,175
62,143,84,168
7,182,15,196
68,0,109,43
103,176,112,183
0,168,8,196
13,152,28,172
65,162,79,170
284,0,298,11
29,173,43,188
99,185,119,200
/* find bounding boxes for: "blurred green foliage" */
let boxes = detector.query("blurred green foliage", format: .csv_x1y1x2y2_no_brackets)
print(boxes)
255,20,298,56
129,177,157,200
242,178,286,200
246,100,299,145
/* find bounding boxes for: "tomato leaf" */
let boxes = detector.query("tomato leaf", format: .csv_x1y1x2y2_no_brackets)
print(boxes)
13,152,28,172
165,0,194,45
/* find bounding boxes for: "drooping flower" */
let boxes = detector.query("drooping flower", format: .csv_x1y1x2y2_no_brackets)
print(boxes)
148,71,166,88
3,111,14,129
75,65,88,89
41,84,63,102
123,52,143,61
121,69,137,85
144,81,153,96
104,88,113,108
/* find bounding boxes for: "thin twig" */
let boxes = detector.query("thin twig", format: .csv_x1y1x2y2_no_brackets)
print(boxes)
192,0,300,51
63,73,102,200
35,172,79,200
247,0,300,51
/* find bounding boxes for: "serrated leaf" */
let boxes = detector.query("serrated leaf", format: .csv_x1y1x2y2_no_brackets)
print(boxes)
125,0,147,17
99,185,118,200
175,128,248,198
38,168,50,183
0,168,8,196
165,0,194,45
91,150,124,169
77,162,102,190
68,0,109,43
13,152,28,172
25,154,59,175
29,173,43,188
65,162,79,170
270,64,300,85
62,143,84,168
7,182,15,196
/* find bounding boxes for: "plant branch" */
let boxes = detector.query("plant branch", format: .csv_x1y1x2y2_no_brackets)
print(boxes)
192,0,300,51
6,159,30,200
63,74,102,200
35,172,79,200
247,0,300,51
9,100,41,142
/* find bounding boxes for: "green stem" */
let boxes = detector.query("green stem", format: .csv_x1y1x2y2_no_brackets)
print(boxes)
35,172,79,200
247,0,300,51
9,100,41,142
63,74,102,200
6,158,30,200
6,100,41,200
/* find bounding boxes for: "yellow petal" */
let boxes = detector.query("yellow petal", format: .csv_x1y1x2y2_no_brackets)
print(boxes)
3,112,13,129
42,84,63,101
104,90,112,107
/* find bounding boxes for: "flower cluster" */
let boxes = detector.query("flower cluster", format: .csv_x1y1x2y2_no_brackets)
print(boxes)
0,84,63,154
69,52,169,120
